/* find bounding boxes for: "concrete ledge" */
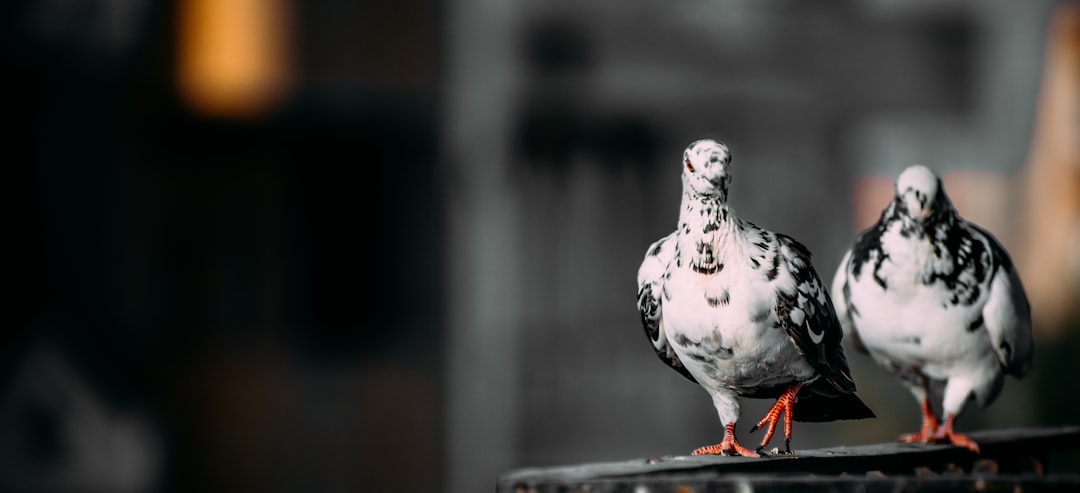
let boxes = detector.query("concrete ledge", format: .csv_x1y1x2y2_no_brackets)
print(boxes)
497,425,1080,492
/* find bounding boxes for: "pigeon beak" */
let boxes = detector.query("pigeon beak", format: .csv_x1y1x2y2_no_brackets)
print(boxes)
902,192,931,222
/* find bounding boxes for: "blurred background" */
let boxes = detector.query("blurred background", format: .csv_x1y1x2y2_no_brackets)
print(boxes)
1,0,1078,492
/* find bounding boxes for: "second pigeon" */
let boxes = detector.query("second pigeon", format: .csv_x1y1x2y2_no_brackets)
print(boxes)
831,164,1034,453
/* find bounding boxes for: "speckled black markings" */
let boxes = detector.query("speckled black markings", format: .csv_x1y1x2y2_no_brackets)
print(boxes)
706,290,730,307
924,221,990,307
967,315,984,333
851,193,998,305
765,253,781,281
850,200,902,290
637,284,661,342
773,234,858,396
696,198,729,233
691,241,724,275
897,336,922,346
750,309,770,323
774,299,793,330
697,242,714,261
692,263,722,275
969,226,1032,365
637,282,697,383
688,352,711,363
676,334,735,362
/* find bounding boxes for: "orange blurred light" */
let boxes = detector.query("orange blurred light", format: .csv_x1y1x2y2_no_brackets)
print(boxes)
1019,3,1080,334
177,0,292,118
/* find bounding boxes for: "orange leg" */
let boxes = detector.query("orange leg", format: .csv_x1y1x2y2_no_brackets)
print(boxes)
934,413,980,454
750,384,800,454
899,398,939,444
692,422,759,457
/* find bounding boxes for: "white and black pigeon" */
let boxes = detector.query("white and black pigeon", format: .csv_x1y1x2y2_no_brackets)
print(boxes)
831,164,1034,454
637,139,875,457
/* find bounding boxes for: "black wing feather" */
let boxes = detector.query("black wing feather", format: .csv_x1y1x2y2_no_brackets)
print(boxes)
637,282,697,383
637,234,697,384
774,234,874,420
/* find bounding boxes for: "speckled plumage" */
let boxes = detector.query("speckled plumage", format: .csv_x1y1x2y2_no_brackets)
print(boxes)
831,165,1033,452
637,139,874,456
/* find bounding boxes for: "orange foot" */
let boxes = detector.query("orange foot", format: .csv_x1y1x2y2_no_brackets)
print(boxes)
692,422,759,457
933,413,980,454
750,384,801,454
899,398,939,444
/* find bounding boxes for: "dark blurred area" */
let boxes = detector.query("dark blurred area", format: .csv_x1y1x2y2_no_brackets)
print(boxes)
2,1,1079,493
2,0,439,492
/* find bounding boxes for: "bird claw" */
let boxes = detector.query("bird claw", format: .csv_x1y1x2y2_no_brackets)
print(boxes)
692,442,759,458
692,423,761,457
900,413,980,454
758,440,793,456
899,432,934,444
899,399,940,445
752,384,800,450
933,428,981,454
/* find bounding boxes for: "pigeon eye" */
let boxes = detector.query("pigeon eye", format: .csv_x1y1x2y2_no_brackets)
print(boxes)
685,159,695,172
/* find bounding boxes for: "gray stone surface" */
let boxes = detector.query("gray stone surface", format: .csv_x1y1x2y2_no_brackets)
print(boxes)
498,426,1080,492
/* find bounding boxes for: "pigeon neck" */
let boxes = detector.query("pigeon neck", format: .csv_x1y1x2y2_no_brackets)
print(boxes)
681,188,732,219
881,199,960,240
678,192,738,238
676,192,738,275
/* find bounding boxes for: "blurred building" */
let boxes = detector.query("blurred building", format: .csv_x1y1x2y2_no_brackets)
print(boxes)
444,2,1078,493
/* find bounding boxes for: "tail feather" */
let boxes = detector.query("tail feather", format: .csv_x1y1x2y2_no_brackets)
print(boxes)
793,392,876,423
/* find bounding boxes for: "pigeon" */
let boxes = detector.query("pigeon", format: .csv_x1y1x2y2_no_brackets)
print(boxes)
636,139,875,457
830,164,1034,453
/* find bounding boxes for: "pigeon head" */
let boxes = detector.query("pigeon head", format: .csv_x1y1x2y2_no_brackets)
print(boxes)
893,164,950,225
682,139,732,200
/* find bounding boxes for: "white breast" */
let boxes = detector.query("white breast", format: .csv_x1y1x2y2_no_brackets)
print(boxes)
662,255,814,391
846,226,998,380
